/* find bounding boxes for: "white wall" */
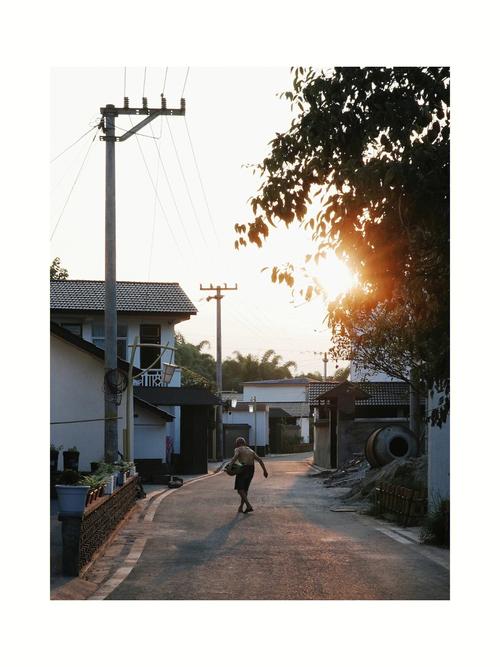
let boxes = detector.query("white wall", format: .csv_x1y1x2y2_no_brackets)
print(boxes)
242,383,308,403
299,417,310,444
133,402,169,460
50,334,126,471
427,391,450,508
222,408,269,447
52,313,178,365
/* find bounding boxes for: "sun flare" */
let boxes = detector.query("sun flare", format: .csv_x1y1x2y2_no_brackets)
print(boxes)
309,256,358,301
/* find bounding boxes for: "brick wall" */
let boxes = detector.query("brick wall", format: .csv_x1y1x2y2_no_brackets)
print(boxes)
60,476,138,576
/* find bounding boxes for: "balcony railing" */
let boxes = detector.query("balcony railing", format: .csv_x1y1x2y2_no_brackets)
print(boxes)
133,370,168,388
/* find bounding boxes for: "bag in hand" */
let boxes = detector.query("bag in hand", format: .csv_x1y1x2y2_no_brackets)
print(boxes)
224,461,243,476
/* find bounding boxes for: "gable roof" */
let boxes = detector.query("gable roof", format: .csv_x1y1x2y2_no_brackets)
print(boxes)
309,381,426,407
50,280,197,316
50,321,141,374
134,396,174,422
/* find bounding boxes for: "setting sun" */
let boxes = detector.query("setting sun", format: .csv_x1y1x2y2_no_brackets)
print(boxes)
309,255,358,301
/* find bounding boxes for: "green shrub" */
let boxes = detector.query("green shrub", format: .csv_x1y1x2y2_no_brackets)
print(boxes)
420,498,450,547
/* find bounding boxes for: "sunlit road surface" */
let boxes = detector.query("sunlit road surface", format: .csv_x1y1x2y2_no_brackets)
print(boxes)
101,458,449,600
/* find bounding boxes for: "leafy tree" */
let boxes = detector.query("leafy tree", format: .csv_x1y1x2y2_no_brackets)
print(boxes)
174,334,216,389
235,67,449,424
303,366,349,382
222,349,297,392
50,257,69,280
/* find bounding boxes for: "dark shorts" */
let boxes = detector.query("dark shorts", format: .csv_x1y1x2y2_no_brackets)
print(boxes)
234,464,255,492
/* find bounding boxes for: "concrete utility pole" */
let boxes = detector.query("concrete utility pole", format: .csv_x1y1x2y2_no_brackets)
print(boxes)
100,95,185,463
200,283,238,460
313,351,329,380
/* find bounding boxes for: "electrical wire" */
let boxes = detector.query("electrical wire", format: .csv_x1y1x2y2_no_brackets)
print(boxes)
150,132,192,247
181,66,190,97
183,118,220,242
131,123,183,256
124,66,127,97
162,67,168,95
50,127,99,241
142,67,147,97
50,123,100,163
165,118,209,245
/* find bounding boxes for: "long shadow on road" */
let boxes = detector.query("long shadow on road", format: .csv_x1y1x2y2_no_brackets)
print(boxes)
106,459,449,600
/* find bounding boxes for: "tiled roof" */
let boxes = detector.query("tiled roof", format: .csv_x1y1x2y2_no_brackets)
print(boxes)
50,322,141,374
267,402,310,417
50,280,197,315
309,381,425,407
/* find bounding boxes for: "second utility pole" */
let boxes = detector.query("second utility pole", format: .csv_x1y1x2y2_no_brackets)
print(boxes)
200,283,238,460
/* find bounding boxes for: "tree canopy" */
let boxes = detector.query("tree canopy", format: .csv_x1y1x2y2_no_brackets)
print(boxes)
223,349,297,392
235,67,450,424
173,336,301,393
174,334,216,389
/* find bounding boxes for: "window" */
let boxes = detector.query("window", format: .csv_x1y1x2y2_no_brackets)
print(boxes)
92,322,128,360
140,324,161,368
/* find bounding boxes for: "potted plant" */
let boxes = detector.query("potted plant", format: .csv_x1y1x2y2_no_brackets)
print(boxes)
50,444,62,472
95,463,115,495
55,470,90,516
80,474,104,505
63,447,80,472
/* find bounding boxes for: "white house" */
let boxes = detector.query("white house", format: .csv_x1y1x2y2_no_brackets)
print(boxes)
50,279,197,464
242,378,315,445
50,323,173,470
221,400,269,458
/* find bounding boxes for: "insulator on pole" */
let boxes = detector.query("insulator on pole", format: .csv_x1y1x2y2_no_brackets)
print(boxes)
161,94,167,110
142,97,148,110
124,97,129,109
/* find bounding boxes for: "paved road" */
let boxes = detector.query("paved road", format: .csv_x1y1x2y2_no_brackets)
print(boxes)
89,458,449,600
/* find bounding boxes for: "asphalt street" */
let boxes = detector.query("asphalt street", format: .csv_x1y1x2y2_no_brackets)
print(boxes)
88,456,449,600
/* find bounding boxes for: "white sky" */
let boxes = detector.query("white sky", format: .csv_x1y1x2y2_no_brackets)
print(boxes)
50,66,345,375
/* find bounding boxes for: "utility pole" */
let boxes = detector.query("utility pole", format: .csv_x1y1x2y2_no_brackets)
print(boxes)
100,94,185,463
200,283,238,460
313,351,329,380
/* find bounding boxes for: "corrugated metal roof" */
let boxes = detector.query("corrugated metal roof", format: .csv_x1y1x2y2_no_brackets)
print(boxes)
50,280,197,315
309,381,425,407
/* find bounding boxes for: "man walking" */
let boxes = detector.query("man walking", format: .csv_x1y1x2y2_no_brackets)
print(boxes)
229,437,268,513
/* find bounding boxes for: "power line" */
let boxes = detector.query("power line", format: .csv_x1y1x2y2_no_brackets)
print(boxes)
181,66,190,97
50,128,99,241
183,118,220,242
131,128,184,256
123,66,127,97
50,123,100,163
165,118,209,245
151,130,192,247
142,67,147,97
162,67,168,95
